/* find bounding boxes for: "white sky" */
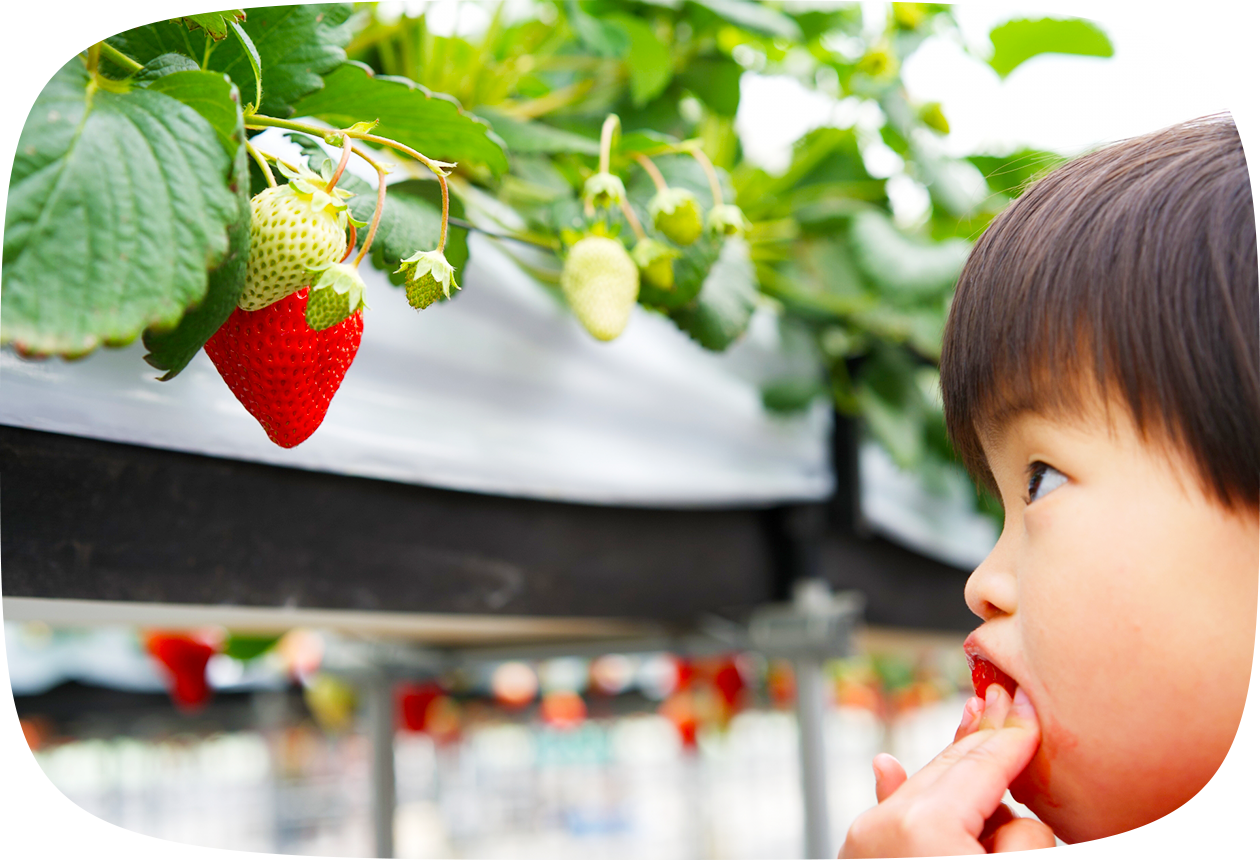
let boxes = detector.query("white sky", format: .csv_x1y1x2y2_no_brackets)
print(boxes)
737,2,1259,171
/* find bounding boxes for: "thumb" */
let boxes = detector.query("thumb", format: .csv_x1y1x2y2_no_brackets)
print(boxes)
990,818,1057,852
873,753,907,803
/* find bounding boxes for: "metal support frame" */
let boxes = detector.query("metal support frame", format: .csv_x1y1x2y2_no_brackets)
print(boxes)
320,580,861,860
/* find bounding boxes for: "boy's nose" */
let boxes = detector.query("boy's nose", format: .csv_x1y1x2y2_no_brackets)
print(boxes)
965,531,1019,620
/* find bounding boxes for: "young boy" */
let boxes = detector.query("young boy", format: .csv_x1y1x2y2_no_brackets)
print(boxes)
841,114,1257,854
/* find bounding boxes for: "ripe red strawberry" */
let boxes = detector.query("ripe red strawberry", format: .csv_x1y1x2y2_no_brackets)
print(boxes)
967,653,1017,699
145,632,216,712
204,287,363,448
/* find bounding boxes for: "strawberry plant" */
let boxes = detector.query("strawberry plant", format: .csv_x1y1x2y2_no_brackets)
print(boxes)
3,3,1112,524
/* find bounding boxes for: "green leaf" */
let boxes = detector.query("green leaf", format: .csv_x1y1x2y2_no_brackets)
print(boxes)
108,4,354,117
223,633,281,661
133,52,201,83
677,56,743,117
988,17,1113,79
481,110,600,156
3,60,239,358
146,70,242,158
293,62,509,175
229,20,262,110
606,13,673,107
762,376,825,414
138,0,245,40
143,76,250,377
849,211,969,299
688,0,803,40
566,0,631,57
669,236,757,350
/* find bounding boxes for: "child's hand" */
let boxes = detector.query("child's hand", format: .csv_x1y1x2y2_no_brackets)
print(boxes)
839,685,1057,856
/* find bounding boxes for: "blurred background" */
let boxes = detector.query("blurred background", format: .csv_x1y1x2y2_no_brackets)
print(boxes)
2,1,1246,857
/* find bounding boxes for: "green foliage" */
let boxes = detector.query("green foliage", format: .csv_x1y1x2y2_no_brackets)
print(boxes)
293,62,509,174
107,4,355,117
2,60,239,357
139,0,245,41
142,74,252,379
988,17,1114,79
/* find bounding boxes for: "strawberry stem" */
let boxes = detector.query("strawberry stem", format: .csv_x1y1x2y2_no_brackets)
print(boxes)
598,114,620,175
633,153,669,195
686,143,725,208
341,224,357,263
246,141,276,188
97,41,143,75
354,162,389,268
438,172,450,254
327,136,353,191
619,198,647,242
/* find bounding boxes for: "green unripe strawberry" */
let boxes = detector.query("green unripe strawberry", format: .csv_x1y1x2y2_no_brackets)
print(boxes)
304,262,368,332
238,162,358,312
708,203,749,237
582,171,626,210
396,250,459,310
561,236,640,342
649,188,704,246
632,238,680,291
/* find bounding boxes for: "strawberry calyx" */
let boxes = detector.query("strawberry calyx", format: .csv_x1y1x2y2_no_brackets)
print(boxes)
582,171,626,209
275,160,361,229
397,249,459,302
648,186,698,220
631,237,680,291
707,203,749,237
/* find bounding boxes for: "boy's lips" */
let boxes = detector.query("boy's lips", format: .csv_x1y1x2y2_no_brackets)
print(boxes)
964,634,1018,699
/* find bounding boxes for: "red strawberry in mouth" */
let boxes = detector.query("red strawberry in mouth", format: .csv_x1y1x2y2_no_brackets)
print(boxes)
964,636,1018,699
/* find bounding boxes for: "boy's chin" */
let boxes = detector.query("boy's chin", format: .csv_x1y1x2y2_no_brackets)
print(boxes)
1010,758,1111,845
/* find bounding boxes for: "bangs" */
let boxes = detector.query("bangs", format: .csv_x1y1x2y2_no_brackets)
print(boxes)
940,115,1258,509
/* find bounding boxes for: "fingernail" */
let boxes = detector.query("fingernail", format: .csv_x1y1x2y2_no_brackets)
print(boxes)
957,696,982,730
985,682,1005,711
1013,687,1034,717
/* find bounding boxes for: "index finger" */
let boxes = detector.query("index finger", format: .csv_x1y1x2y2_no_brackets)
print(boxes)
922,689,1041,833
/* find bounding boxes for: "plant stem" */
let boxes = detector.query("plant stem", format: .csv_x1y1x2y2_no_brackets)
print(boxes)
445,217,560,250
341,225,357,263
619,198,647,242
354,163,389,268
85,0,108,74
50,10,144,73
633,153,669,194
598,113,620,175
328,136,353,190
687,144,725,207
244,114,456,254
246,141,276,187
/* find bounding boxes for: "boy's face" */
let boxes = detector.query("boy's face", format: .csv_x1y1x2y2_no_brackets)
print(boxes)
966,394,1257,843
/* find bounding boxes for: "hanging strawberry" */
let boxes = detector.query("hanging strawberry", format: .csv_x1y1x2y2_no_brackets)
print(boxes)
145,632,218,712
561,235,640,341
204,287,363,447
238,161,361,311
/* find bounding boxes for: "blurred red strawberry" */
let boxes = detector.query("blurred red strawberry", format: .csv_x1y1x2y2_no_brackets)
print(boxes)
145,632,216,711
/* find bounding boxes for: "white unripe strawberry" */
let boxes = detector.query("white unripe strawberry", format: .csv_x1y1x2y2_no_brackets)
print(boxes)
560,236,640,342
238,162,358,311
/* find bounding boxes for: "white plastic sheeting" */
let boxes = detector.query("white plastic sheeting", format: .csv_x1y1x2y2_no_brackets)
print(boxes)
0,233,833,508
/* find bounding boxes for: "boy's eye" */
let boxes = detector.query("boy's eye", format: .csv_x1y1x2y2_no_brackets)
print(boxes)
1026,461,1067,504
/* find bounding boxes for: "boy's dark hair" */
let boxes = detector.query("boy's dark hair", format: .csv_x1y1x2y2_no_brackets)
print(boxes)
940,114,1258,510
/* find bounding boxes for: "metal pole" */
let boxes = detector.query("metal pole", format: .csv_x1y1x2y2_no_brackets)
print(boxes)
796,653,830,858
365,672,396,859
